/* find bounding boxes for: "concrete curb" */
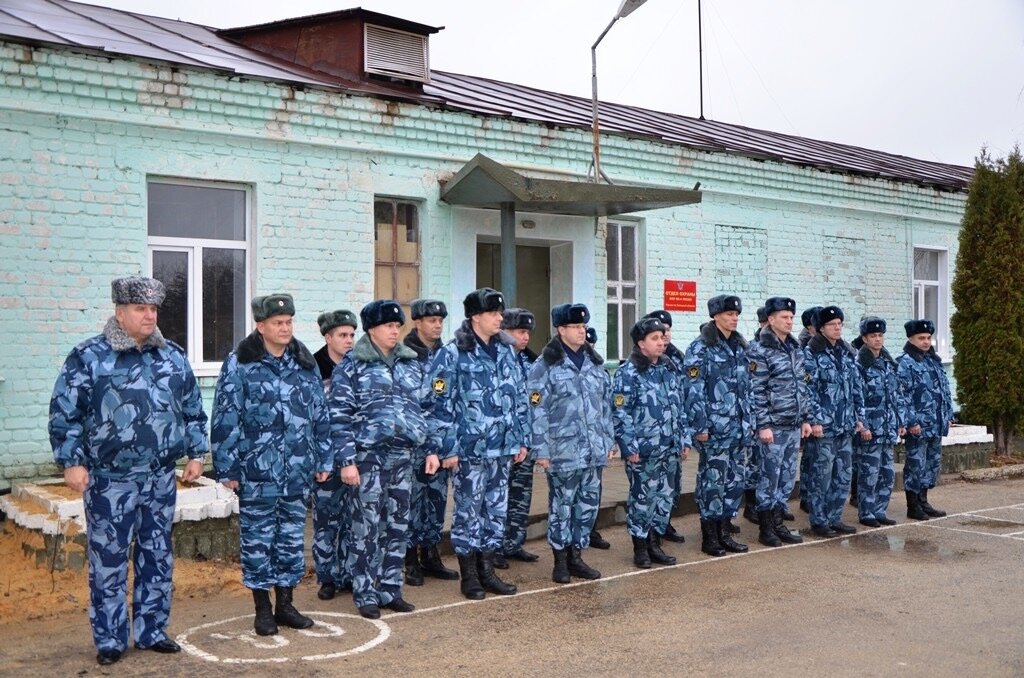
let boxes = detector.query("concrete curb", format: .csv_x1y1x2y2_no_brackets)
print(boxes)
960,464,1024,483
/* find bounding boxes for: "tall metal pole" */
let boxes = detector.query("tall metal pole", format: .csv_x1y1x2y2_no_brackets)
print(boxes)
591,16,618,185
698,0,705,120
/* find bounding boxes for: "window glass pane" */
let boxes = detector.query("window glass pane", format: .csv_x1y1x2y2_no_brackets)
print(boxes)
395,265,419,303
622,303,637,340
375,265,394,299
606,303,619,361
923,285,939,326
202,248,246,362
152,250,188,352
621,224,636,283
395,210,419,263
606,223,619,283
622,285,636,300
148,183,246,240
399,203,418,243
607,285,618,300
913,249,939,281
375,221,395,263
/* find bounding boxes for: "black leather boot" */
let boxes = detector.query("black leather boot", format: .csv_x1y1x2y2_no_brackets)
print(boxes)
404,546,424,586
316,582,336,600
551,547,570,583
457,553,486,600
632,535,652,568
421,545,460,580
493,551,510,569
772,507,802,544
742,489,759,524
661,521,686,543
717,519,749,553
906,490,929,521
252,588,278,636
508,546,540,562
700,519,726,557
274,586,314,630
477,551,517,595
723,518,741,534
647,532,677,565
567,546,601,579
758,510,782,547
919,489,946,517
590,528,611,550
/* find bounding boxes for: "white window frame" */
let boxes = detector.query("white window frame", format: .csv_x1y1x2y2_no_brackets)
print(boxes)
912,245,950,360
146,178,253,376
607,219,641,361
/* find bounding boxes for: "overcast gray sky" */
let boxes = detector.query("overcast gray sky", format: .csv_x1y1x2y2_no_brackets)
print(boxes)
86,0,1024,168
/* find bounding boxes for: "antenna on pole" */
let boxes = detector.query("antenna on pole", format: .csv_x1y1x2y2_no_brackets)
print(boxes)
698,0,705,120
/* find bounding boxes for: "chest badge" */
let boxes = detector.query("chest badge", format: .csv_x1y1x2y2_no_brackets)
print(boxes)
613,393,626,408
432,378,447,395
529,390,542,406
750,362,757,374
688,366,700,379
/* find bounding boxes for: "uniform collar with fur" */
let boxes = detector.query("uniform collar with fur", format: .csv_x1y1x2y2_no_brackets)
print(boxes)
808,332,854,356
104,316,166,352
236,330,317,370
351,333,417,363
757,329,798,351
858,344,895,369
541,337,604,366
665,342,685,361
453,319,516,353
403,328,441,360
628,347,677,373
903,341,941,363
699,321,747,348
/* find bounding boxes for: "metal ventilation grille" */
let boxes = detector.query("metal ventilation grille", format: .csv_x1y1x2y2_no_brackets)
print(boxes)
364,24,429,83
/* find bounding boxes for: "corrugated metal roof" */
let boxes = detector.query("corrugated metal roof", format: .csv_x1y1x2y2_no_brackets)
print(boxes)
0,0,973,192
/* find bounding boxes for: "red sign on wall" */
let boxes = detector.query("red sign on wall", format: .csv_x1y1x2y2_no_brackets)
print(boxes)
663,279,697,312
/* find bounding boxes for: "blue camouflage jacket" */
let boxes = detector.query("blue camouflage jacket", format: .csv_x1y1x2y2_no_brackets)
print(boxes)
682,323,755,446
612,349,687,458
330,334,430,466
748,330,811,430
426,320,529,461
528,339,614,472
857,345,902,444
897,342,953,439
49,318,208,479
212,332,332,499
804,334,866,437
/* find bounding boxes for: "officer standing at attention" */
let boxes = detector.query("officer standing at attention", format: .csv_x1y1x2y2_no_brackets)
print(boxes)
212,294,331,636
803,305,867,537
496,307,541,568
311,309,358,601
402,299,460,585
747,297,809,547
330,300,436,619
897,319,953,521
683,295,753,557
50,276,208,666
529,303,615,583
854,316,903,527
427,288,527,599
641,310,689,544
613,317,687,569
584,324,613,551
798,305,823,513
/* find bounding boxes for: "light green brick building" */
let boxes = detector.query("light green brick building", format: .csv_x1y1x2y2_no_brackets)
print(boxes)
0,1,970,487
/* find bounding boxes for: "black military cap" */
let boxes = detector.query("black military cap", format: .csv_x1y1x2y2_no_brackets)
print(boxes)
411,298,448,320
708,294,742,317
765,297,797,316
463,287,505,317
586,327,598,345
630,317,667,344
814,305,845,329
361,299,406,330
317,309,358,335
904,319,935,337
501,308,536,331
756,307,769,323
551,303,590,327
644,309,673,328
860,316,887,336
801,306,823,328
252,293,295,322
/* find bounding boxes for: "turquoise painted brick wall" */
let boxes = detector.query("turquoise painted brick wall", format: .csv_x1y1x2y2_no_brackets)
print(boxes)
0,41,966,487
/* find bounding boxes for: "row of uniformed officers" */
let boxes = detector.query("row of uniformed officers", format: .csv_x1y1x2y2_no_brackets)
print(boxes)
48,276,952,665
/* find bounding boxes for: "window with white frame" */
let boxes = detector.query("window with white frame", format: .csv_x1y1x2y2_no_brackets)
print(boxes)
147,180,250,369
912,247,950,358
606,220,639,361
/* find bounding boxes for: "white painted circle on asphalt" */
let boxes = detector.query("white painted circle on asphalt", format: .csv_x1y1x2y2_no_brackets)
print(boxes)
176,611,391,663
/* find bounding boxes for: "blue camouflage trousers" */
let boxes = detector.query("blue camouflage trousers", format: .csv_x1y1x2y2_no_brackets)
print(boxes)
451,457,511,556
343,453,411,608
744,443,760,491
855,441,895,520
546,466,602,550
694,442,746,520
409,457,450,547
903,435,942,493
502,456,536,554
756,426,801,512
799,437,819,503
84,468,176,653
808,435,853,527
238,494,306,590
312,475,351,587
625,455,678,538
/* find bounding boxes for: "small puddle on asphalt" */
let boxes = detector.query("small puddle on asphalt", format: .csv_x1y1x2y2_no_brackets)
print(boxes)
839,533,978,560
